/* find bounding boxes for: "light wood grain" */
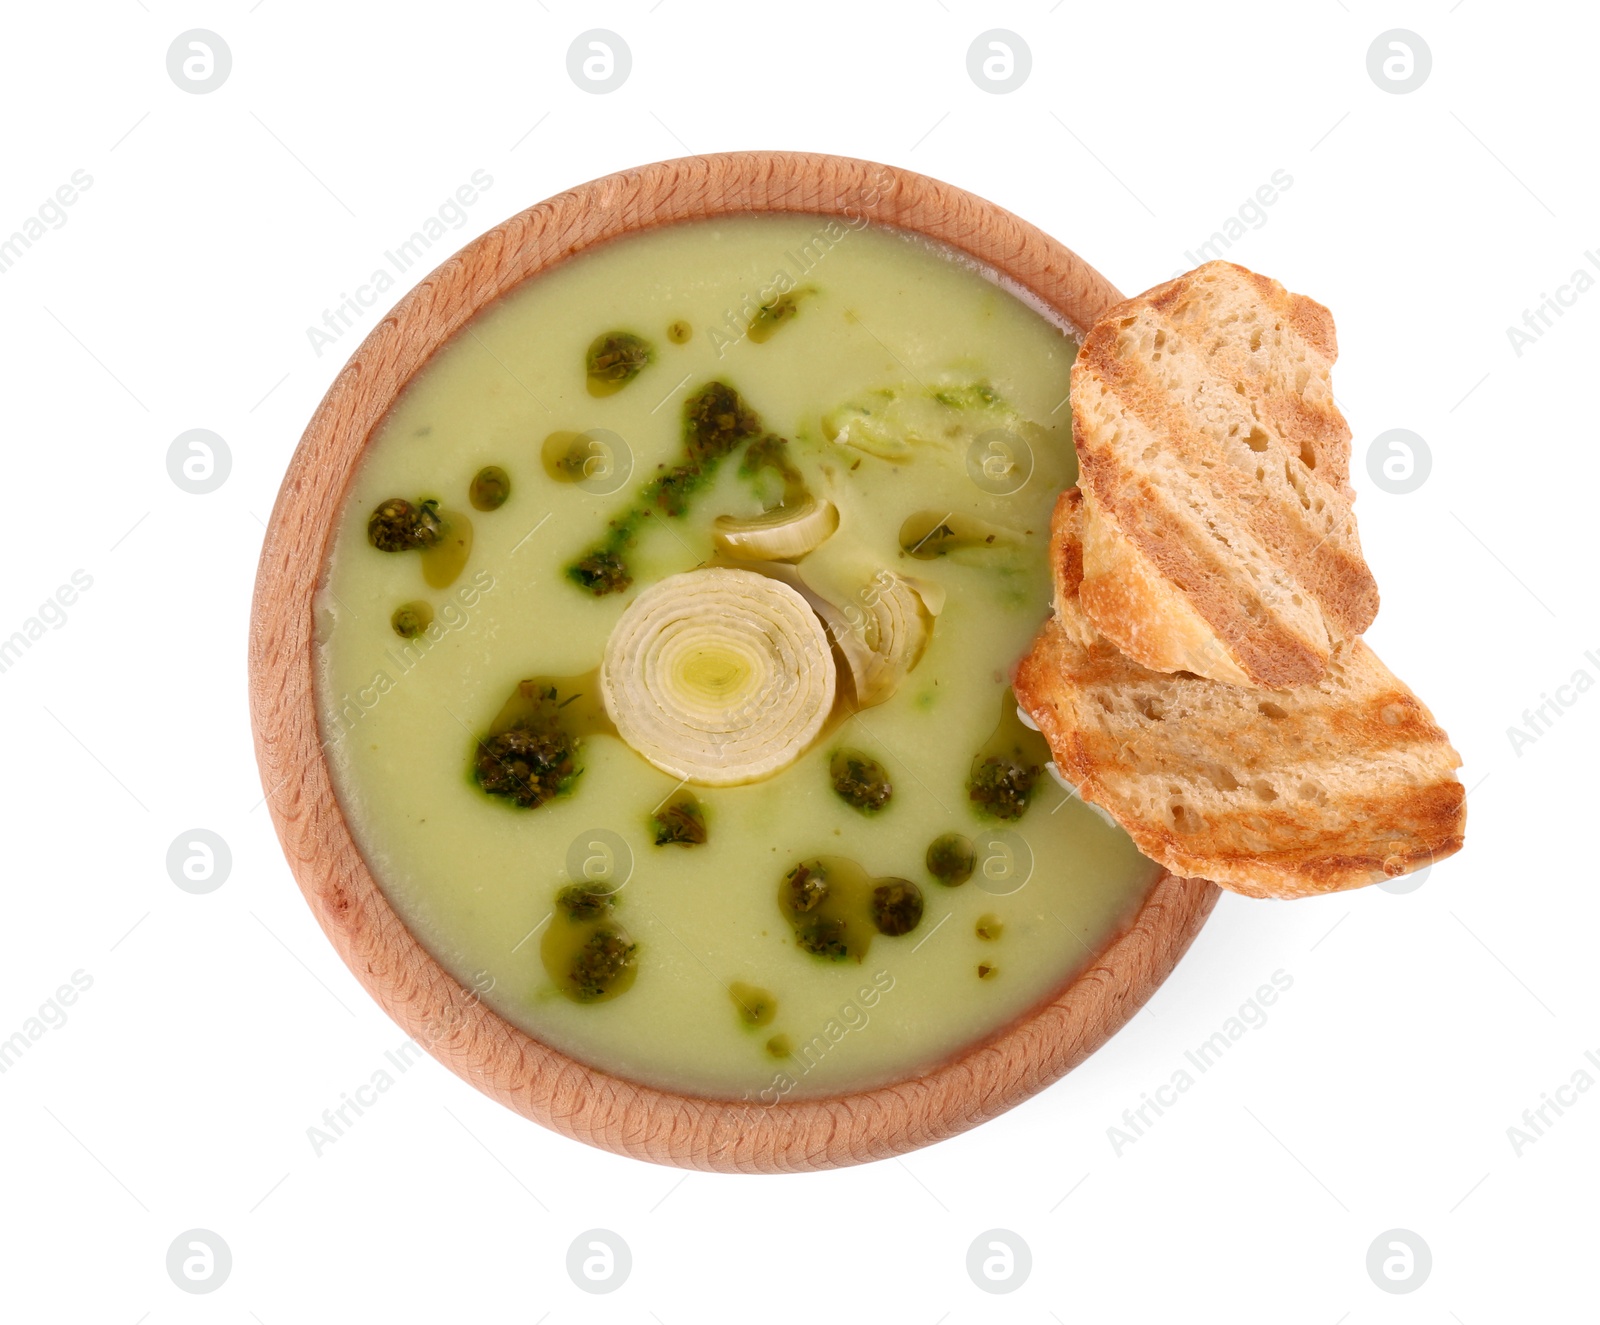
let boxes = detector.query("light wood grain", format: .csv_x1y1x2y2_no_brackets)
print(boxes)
248,152,1219,1172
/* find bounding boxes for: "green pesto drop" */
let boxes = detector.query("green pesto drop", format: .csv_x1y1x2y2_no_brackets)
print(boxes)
471,672,612,810
747,287,814,343
367,497,442,552
585,331,653,396
566,381,765,596
777,856,923,962
829,749,892,815
728,982,777,1027
967,690,1049,821
390,600,433,640
541,885,637,1004
651,793,707,846
469,465,510,511
926,832,975,886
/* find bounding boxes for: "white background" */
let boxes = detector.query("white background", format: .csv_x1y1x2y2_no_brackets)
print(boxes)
1,1,1594,1320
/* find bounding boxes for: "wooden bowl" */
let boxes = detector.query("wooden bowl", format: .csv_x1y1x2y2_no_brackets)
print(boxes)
248,152,1219,1172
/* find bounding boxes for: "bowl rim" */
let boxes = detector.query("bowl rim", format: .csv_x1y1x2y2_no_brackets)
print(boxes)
248,150,1218,1172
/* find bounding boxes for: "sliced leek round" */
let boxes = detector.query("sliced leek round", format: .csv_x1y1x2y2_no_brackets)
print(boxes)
800,569,940,709
600,567,836,785
712,495,839,561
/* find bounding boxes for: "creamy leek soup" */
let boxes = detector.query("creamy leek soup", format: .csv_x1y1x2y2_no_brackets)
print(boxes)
314,215,1160,1100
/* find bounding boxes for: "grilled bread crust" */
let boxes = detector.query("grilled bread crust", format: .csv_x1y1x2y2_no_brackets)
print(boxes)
1071,261,1380,690
1016,490,1464,900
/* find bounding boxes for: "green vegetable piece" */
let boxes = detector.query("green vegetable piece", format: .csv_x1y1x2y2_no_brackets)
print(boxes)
469,465,511,511
585,331,653,396
729,981,777,1027
390,600,433,639
367,497,442,552
932,382,1001,409
652,794,707,846
870,879,923,937
926,832,975,886
830,749,892,815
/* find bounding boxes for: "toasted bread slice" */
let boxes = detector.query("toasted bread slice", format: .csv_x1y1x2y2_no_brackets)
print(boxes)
1017,490,1464,899
1072,260,1379,689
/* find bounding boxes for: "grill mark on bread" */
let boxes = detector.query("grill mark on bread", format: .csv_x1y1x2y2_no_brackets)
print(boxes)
1077,450,1330,687
1014,489,1465,899
1080,368,1377,639
1079,320,1374,625
1069,261,1379,687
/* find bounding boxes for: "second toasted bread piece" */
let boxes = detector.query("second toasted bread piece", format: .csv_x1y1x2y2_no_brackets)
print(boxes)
1072,260,1379,689
1017,490,1464,900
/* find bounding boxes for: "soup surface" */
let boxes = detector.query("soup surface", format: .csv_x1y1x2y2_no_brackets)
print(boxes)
315,215,1160,1100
